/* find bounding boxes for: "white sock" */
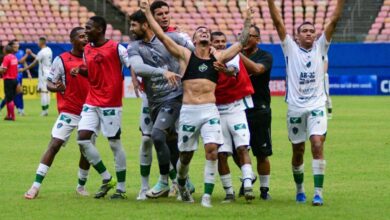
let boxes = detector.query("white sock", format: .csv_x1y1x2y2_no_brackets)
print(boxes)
204,160,217,185
77,168,89,188
241,164,253,188
260,175,270,188
117,182,126,192
141,176,149,190
109,139,126,172
312,159,326,197
33,163,50,188
159,174,169,185
176,159,189,182
220,174,234,195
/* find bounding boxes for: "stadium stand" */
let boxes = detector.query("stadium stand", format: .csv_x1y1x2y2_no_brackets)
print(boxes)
111,0,340,43
0,0,388,44
366,0,390,42
0,0,124,45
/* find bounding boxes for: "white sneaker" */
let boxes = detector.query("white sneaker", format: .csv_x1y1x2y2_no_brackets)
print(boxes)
76,186,90,196
146,181,169,198
201,194,212,208
136,188,148,201
40,111,48,116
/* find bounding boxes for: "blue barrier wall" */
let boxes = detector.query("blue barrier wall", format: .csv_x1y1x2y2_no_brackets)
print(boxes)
20,43,390,95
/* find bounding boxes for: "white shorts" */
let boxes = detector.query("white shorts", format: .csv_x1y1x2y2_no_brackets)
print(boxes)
287,105,327,144
78,104,122,137
51,112,80,146
218,110,250,154
178,103,223,152
38,76,48,92
139,93,153,136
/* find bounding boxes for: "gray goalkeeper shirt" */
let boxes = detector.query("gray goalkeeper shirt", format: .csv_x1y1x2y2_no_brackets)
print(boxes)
128,33,193,106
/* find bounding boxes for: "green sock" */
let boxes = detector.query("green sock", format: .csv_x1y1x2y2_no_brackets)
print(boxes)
204,183,214,195
35,174,45,184
169,169,177,181
314,175,324,188
293,173,304,185
78,178,87,186
93,161,107,174
116,170,126,183
140,165,151,177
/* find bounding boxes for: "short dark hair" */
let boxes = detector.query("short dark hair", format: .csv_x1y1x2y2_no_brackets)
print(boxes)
250,25,260,36
7,39,18,46
297,21,314,33
89,16,107,34
39,37,46,42
70,27,84,40
211,31,226,41
129,10,147,24
150,0,169,15
5,45,13,54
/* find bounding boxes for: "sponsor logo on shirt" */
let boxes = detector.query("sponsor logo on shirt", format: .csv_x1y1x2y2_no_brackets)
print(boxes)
199,63,208,72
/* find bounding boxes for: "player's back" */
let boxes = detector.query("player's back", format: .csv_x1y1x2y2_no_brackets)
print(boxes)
37,47,53,76
84,40,123,107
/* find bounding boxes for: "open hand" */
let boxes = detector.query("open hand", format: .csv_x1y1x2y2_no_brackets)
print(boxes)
163,71,181,87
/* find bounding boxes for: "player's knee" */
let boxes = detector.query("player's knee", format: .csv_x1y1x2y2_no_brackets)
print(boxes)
218,152,228,162
236,145,249,156
179,152,193,165
78,130,93,141
141,135,153,146
205,144,218,160
151,128,166,148
257,155,269,163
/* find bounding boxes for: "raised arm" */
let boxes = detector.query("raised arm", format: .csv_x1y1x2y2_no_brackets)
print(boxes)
267,0,287,41
217,5,252,63
140,0,187,61
324,0,345,42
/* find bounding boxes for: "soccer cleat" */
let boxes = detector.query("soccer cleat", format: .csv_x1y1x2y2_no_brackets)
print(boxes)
168,182,179,197
221,192,235,203
296,192,307,203
24,186,39,200
136,188,149,201
238,175,257,197
260,187,272,201
110,190,127,200
201,194,212,208
4,117,15,121
146,181,170,198
186,178,196,194
76,186,90,196
94,177,117,199
244,187,255,201
312,194,323,206
40,111,48,116
178,185,194,203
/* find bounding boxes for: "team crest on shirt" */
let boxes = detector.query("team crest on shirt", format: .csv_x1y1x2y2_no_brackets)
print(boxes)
198,63,208,72
306,61,311,68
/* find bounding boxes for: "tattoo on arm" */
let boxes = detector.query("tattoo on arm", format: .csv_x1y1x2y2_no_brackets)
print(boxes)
239,17,251,46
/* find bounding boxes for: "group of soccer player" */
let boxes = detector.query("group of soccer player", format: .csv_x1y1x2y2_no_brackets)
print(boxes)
22,0,344,208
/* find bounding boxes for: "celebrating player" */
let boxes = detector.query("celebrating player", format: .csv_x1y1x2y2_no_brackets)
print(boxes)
140,0,253,207
24,27,91,199
267,0,345,205
211,31,256,203
21,37,53,116
74,16,130,199
128,9,194,200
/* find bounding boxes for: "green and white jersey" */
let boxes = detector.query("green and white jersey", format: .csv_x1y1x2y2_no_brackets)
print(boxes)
282,33,330,109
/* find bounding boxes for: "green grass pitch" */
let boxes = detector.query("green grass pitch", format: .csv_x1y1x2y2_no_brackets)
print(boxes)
0,96,389,219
